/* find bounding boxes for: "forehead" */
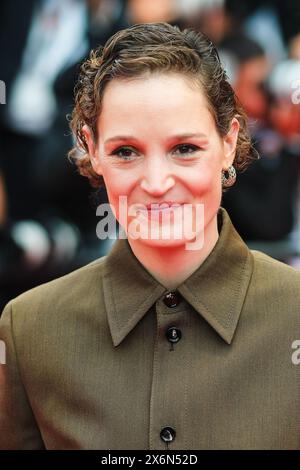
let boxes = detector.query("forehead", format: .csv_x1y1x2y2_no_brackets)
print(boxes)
98,73,215,133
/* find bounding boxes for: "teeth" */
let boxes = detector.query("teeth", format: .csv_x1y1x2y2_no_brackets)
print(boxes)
148,205,181,211
149,204,181,208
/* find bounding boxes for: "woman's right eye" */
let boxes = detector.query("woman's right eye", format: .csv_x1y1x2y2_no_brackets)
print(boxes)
110,147,138,160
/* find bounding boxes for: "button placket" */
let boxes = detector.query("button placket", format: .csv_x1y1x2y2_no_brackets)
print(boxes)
149,299,188,449
162,291,183,351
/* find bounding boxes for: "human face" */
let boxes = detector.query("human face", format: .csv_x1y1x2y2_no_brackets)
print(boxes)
85,73,238,249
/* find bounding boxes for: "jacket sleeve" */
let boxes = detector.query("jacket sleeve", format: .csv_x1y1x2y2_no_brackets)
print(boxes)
0,300,45,449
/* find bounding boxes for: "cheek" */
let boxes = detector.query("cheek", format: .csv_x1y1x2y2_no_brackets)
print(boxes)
184,160,222,196
102,166,132,199
101,167,137,223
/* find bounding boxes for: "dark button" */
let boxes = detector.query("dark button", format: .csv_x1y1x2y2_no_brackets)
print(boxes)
160,426,176,443
163,291,181,308
166,326,182,343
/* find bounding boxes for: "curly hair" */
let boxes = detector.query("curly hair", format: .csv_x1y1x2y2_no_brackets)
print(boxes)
68,22,258,189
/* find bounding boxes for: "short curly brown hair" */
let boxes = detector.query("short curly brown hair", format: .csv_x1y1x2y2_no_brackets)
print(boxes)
68,22,258,189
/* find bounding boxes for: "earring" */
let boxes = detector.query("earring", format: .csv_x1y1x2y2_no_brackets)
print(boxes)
222,165,236,187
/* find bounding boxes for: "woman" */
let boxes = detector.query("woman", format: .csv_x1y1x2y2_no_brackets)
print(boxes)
1,22,300,450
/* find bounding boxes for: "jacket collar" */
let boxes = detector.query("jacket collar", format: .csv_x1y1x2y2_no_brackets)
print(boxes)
102,207,254,347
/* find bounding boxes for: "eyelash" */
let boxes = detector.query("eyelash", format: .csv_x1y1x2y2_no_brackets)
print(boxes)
110,144,202,160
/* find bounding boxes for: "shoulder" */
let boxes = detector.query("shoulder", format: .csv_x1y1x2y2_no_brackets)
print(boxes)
251,249,300,278
0,255,112,403
249,249,300,299
5,255,108,327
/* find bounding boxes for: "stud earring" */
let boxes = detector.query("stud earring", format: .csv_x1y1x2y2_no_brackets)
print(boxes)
222,165,236,187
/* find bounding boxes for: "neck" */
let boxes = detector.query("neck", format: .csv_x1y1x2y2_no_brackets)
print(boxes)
127,213,220,291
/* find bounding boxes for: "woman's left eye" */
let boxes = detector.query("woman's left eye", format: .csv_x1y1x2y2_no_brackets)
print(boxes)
173,144,200,155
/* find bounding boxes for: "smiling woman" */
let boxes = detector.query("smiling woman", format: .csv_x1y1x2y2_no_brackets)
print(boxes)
1,22,300,451
68,22,257,288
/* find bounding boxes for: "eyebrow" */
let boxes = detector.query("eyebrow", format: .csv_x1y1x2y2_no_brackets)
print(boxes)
104,133,208,145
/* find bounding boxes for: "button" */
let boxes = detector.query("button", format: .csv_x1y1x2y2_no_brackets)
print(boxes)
160,426,176,443
166,327,182,343
163,291,181,308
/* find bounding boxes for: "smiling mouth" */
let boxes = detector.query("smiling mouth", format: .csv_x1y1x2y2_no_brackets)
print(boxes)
148,205,182,211
135,203,185,220
141,205,184,216
145,202,185,211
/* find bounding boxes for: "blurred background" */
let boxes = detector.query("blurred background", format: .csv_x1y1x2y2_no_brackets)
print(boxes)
1,0,300,311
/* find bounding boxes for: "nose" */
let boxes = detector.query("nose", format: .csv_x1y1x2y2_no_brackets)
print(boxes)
140,156,175,196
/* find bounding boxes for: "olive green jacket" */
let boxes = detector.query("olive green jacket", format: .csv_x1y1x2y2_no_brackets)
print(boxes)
1,207,300,450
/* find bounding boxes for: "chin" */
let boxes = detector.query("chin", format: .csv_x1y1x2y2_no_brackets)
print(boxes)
129,235,189,249
126,226,204,251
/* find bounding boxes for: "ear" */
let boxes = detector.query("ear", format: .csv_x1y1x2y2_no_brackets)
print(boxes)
82,124,103,176
222,117,240,169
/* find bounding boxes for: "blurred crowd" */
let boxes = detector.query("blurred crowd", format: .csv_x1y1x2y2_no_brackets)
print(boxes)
1,0,300,310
